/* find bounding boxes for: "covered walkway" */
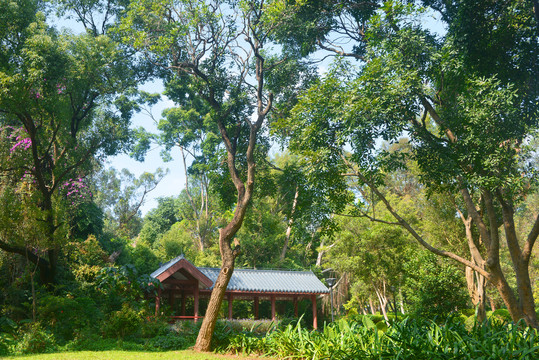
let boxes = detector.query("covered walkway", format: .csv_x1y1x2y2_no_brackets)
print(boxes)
150,255,329,329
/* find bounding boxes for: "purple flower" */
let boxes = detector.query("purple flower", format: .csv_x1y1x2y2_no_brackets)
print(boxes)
10,138,32,153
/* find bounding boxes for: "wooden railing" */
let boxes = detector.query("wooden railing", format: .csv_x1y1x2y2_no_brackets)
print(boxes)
168,315,204,323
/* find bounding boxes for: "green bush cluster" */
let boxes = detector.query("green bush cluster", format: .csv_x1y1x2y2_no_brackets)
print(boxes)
13,322,57,355
222,316,539,359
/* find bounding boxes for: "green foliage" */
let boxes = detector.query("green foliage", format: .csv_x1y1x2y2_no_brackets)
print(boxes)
102,304,143,339
92,167,167,239
221,317,539,359
13,322,57,355
152,221,199,262
148,332,190,351
404,251,469,320
94,264,159,316
279,0,539,324
128,244,160,276
138,197,181,247
0,0,142,285
68,202,105,241
37,295,101,342
0,316,17,355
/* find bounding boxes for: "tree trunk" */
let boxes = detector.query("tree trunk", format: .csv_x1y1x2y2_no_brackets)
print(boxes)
194,233,236,351
374,284,389,322
369,297,376,315
280,186,299,262
344,155,539,327
466,265,487,322
489,296,496,311
497,193,538,327
398,289,405,314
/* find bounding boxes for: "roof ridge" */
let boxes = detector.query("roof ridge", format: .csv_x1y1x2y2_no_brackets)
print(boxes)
198,267,314,273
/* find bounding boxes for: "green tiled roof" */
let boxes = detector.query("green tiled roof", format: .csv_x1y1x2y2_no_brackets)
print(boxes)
150,255,328,294
198,267,329,294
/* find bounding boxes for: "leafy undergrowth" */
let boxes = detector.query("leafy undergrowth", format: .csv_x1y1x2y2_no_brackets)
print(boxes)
221,316,539,360
0,350,269,360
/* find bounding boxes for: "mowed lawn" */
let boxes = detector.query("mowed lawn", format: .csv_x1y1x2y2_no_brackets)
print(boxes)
0,350,271,360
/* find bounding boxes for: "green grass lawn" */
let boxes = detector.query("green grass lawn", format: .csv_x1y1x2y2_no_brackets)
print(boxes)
0,350,270,360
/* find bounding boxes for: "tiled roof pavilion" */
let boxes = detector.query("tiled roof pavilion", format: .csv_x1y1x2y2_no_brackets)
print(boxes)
151,255,329,329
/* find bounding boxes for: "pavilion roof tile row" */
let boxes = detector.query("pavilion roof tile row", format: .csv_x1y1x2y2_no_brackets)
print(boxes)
198,267,329,294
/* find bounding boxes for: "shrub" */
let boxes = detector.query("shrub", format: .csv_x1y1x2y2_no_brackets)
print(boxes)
139,315,170,338
404,252,469,320
38,295,101,342
148,332,189,350
14,322,57,354
460,308,476,317
65,331,117,351
491,308,512,323
0,316,17,355
102,303,143,339
217,316,539,360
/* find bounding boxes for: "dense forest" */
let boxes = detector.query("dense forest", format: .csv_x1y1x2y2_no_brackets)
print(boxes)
0,0,538,356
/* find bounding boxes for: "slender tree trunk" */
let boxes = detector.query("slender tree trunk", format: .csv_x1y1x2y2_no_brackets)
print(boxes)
316,238,324,267
26,250,39,322
489,265,524,322
280,186,299,262
369,297,377,315
374,283,389,322
398,289,405,314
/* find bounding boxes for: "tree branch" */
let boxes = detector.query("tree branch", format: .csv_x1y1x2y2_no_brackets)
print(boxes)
341,154,490,278
523,213,539,264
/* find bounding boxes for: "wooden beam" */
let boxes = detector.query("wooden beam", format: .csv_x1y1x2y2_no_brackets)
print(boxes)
162,279,198,286
312,295,317,330
228,293,233,320
294,296,298,317
156,258,213,287
271,294,276,321
198,289,327,298
194,284,200,323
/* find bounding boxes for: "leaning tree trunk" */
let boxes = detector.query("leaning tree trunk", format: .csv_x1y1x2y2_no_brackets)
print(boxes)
374,282,389,322
194,229,239,351
193,161,254,352
194,69,269,352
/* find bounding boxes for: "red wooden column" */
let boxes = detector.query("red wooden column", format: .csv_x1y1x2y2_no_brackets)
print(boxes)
228,293,233,320
294,296,299,317
271,294,276,321
312,295,318,330
254,296,259,320
155,286,162,316
194,284,200,322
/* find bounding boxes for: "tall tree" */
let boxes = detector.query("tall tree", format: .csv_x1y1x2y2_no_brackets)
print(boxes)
119,0,308,350
92,167,166,238
282,0,539,325
0,0,138,283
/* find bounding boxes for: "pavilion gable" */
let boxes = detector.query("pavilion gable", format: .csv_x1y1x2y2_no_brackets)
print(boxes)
150,255,213,287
